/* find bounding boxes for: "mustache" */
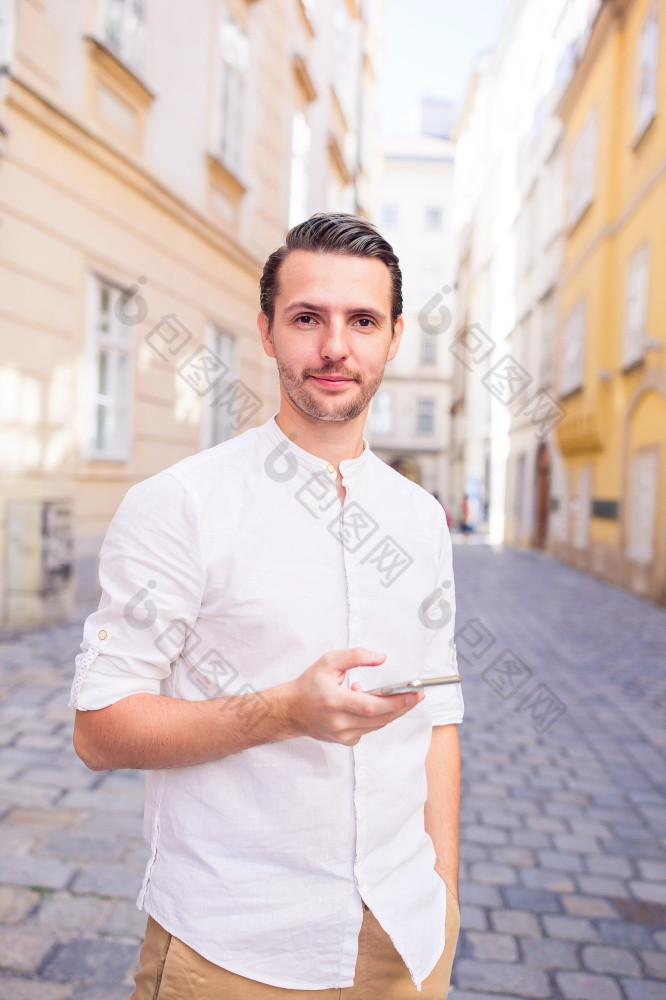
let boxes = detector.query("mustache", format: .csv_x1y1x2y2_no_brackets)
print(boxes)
306,371,360,381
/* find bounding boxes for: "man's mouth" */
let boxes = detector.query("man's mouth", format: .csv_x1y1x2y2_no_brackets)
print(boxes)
309,375,355,387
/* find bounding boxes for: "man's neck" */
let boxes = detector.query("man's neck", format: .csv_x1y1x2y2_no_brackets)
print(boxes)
274,408,366,470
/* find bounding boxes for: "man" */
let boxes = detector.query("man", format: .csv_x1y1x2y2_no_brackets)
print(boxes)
71,213,464,999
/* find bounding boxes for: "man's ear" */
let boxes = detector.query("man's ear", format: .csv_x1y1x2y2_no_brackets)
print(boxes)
387,315,404,363
257,311,276,359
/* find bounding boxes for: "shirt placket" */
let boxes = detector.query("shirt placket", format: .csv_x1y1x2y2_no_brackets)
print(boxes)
333,466,366,904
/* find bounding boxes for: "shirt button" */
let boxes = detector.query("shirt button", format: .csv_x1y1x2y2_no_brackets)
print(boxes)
98,629,108,641
326,463,335,474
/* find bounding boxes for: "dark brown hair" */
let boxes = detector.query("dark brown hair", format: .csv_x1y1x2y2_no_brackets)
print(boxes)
259,212,403,331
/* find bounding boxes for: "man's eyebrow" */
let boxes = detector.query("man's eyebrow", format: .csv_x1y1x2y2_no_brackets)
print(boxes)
282,301,388,322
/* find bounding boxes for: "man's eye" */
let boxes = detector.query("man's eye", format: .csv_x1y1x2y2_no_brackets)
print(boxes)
356,317,374,328
296,315,315,324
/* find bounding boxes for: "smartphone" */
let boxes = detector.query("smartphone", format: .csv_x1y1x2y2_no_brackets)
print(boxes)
365,675,463,695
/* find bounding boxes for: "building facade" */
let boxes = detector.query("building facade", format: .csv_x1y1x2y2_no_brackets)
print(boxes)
367,100,456,502
0,0,382,624
554,0,666,604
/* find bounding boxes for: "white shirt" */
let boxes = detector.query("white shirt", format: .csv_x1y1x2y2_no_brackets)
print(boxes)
69,414,464,992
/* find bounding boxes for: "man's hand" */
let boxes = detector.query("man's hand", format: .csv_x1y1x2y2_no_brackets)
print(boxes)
286,647,425,746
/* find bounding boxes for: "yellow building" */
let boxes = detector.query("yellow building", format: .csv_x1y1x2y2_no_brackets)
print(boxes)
555,0,666,604
0,0,381,625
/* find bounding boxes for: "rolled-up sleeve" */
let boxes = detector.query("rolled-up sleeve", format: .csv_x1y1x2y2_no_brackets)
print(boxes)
420,508,465,727
69,471,206,711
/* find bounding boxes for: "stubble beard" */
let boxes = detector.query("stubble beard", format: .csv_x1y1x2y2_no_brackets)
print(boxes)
275,356,386,423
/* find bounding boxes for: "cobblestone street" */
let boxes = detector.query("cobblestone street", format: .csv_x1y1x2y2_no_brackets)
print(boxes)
0,544,665,999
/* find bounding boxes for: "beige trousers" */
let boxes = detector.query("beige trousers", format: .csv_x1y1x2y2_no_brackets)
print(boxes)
128,889,460,1000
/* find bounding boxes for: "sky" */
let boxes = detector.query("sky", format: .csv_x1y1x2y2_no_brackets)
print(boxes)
377,0,507,138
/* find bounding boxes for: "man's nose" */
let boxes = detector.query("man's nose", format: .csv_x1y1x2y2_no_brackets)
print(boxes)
320,319,350,360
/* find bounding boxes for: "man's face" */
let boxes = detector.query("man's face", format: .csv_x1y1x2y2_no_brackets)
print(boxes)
258,250,403,423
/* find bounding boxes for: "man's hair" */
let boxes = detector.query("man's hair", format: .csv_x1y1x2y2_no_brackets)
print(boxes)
259,212,403,331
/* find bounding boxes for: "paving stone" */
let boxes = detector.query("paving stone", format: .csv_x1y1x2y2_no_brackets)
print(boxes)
597,920,658,950
555,970,623,999
0,885,40,923
490,846,535,866
519,867,576,892
504,887,562,912
70,864,144,900
34,891,111,934
67,988,132,1000
581,943,641,975
541,915,602,942
639,949,666,978
459,843,488,863
464,931,518,961
469,863,518,886
447,993,518,1000
490,908,542,938
43,832,126,863
526,815,568,834
585,854,634,878
459,881,503,908
561,895,619,918
651,930,666,950
554,833,603,854
637,860,666,881
0,979,68,999
0,854,77,890
0,925,57,974
458,905,488,931
577,874,632,898
537,848,584,871
39,937,140,984
520,935,579,968
101,898,148,939
629,879,666,905
453,958,551,997
620,981,666,1000
462,825,509,846
509,830,552,849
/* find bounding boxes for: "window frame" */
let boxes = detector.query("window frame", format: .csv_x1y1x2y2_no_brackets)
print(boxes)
83,273,134,463
416,396,435,436
560,298,586,397
201,322,238,450
102,0,147,75
635,0,659,144
622,243,650,370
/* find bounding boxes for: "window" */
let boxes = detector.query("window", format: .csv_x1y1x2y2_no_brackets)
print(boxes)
627,450,658,564
514,453,526,532
623,244,650,368
416,397,435,435
560,299,586,396
218,6,249,176
333,0,353,117
369,391,393,435
420,330,436,366
636,1,659,141
288,110,311,229
204,324,237,448
381,203,398,229
85,276,133,460
104,0,146,73
539,294,556,388
425,206,443,230
568,107,597,227
573,465,591,550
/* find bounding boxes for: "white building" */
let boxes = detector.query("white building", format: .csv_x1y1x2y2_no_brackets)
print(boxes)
451,0,603,544
368,100,456,501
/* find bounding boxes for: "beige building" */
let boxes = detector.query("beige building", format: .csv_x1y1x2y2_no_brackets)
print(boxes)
367,100,457,501
0,0,382,625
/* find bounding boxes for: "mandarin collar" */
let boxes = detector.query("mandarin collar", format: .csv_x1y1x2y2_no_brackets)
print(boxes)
264,414,370,481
